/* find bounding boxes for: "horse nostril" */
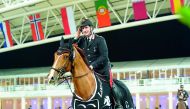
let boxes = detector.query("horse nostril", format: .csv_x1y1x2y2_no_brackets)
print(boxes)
51,77,54,80
48,77,56,85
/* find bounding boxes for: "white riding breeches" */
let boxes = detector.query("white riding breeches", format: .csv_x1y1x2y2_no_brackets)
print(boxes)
177,100,188,106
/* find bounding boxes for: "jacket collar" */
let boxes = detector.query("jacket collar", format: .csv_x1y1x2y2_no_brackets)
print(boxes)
87,33,95,41
86,34,95,47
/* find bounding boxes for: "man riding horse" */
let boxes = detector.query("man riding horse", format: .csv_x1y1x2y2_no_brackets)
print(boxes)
73,18,123,109
177,85,189,109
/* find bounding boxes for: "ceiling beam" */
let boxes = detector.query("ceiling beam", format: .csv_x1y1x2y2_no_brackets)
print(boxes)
0,0,46,14
2,0,92,21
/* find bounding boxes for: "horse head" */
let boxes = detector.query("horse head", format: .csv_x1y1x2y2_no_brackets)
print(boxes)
47,37,97,101
47,37,74,84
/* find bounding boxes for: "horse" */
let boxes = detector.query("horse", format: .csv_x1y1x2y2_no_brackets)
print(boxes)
177,90,188,109
177,100,186,109
47,38,135,109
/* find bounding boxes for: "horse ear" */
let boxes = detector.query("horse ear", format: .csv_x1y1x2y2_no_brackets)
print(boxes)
68,38,73,49
60,37,65,48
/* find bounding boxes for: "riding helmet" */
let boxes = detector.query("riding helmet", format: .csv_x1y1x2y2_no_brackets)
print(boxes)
180,84,184,88
80,18,93,27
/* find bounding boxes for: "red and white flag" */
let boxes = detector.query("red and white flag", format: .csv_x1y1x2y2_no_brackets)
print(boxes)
61,6,76,35
29,14,45,41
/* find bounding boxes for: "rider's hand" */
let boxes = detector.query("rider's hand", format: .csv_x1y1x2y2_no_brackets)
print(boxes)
74,27,81,39
184,98,187,101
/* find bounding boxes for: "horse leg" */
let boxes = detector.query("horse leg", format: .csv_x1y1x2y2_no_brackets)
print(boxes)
113,79,135,109
112,83,123,109
183,101,189,109
186,105,189,109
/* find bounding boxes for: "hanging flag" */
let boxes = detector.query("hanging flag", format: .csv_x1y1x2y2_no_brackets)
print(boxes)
170,0,184,14
95,0,111,28
29,14,45,41
0,21,14,47
61,6,76,35
132,0,148,20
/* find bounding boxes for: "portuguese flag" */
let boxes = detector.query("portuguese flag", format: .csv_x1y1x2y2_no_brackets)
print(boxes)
95,0,111,28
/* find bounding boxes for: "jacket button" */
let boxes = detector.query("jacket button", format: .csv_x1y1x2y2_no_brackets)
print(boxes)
88,55,90,56
89,61,91,63
87,49,90,50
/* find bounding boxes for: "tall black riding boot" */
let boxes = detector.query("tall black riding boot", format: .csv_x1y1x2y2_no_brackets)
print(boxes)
112,83,123,109
187,105,189,109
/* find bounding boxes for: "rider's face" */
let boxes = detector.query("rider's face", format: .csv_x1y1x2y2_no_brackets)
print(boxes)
81,26,92,37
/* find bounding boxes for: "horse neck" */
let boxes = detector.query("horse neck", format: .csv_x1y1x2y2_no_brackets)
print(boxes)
72,48,96,101
178,100,186,109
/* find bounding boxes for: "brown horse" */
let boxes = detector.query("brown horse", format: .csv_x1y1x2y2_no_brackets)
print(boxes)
177,100,186,109
47,38,134,109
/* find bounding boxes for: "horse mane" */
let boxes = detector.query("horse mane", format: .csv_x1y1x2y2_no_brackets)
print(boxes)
73,44,90,67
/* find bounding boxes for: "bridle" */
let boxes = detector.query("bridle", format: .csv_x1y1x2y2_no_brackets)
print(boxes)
49,46,91,100
50,49,72,79
50,47,89,79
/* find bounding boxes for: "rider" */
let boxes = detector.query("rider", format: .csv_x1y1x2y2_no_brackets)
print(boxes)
72,18,123,109
177,84,189,109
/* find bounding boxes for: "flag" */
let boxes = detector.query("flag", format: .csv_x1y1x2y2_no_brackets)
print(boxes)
61,6,76,35
178,7,190,28
132,0,148,20
170,0,184,14
29,14,45,41
0,21,14,47
95,0,111,28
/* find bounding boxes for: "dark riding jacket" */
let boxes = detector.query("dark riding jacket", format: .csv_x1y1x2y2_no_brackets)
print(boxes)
73,34,111,78
177,89,189,101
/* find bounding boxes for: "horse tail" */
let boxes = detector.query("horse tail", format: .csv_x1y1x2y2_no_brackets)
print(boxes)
113,79,135,109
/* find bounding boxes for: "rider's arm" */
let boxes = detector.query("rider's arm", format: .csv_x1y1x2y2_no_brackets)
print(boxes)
73,36,84,46
185,90,189,98
73,27,83,45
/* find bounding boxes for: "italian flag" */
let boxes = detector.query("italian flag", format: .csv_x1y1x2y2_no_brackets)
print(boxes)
170,0,184,14
95,0,111,28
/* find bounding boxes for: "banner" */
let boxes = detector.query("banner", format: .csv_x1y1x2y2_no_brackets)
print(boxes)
95,0,111,28
29,14,45,41
170,0,184,14
61,6,76,35
132,0,148,20
0,21,14,47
